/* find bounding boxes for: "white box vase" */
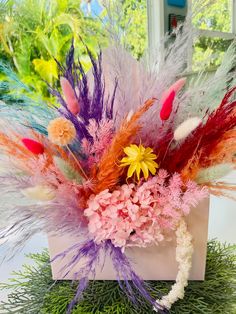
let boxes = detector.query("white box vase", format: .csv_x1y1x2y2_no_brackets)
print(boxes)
48,197,209,281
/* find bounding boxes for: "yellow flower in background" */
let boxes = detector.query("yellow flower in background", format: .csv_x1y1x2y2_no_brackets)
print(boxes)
120,144,158,181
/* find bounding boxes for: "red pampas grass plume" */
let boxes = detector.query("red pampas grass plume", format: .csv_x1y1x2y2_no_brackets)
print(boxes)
22,138,44,155
160,90,175,121
163,86,236,175
60,77,80,115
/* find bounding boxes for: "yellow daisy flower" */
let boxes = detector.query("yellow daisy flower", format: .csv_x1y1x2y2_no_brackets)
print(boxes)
120,144,158,181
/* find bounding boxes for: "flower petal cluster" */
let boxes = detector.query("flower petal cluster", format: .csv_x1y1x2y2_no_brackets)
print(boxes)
120,144,158,180
47,117,76,146
84,170,208,248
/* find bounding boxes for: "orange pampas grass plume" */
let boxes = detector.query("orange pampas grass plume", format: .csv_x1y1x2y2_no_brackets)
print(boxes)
205,182,236,200
181,152,202,182
0,132,33,161
93,98,156,193
203,129,236,167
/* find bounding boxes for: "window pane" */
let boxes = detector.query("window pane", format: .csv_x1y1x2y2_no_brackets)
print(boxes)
192,0,232,33
192,36,232,71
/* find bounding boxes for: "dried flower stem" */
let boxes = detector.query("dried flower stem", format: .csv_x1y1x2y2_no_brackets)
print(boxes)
66,145,88,180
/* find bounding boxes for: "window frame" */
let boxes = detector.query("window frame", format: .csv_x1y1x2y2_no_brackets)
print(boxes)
147,0,236,72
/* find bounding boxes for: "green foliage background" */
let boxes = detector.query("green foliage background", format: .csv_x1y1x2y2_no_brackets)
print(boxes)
0,241,235,314
0,0,234,97
0,0,147,100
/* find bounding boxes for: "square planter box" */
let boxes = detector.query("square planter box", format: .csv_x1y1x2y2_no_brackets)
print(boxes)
48,197,209,281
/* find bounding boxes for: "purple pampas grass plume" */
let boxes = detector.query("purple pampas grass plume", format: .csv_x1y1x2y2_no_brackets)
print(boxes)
106,77,118,120
67,277,88,314
105,240,168,313
50,239,168,313
50,240,102,314
48,40,117,141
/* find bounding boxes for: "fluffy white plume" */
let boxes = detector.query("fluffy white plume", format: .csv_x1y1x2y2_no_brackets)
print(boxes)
21,185,56,201
174,117,201,141
0,159,12,174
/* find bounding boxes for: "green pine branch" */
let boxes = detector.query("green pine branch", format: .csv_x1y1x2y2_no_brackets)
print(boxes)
0,241,235,314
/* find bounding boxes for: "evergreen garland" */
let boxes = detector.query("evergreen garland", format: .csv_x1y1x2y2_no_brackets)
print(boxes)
0,241,235,314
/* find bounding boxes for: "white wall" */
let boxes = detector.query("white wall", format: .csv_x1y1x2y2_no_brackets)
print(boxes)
208,172,236,243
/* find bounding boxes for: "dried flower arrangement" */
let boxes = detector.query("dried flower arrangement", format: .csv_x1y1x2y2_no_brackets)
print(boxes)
0,6,235,314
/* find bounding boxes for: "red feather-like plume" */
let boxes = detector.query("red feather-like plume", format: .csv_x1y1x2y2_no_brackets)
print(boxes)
22,138,44,155
162,87,236,175
160,90,175,121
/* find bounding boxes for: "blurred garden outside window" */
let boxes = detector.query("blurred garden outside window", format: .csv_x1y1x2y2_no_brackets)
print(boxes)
190,0,236,71
147,0,236,72
1,0,235,94
82,0,148,60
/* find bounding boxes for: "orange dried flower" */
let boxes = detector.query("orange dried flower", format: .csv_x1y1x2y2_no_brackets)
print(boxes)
47,117,76,146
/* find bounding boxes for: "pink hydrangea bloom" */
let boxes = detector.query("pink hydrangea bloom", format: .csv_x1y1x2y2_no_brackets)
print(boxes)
84,170,208,248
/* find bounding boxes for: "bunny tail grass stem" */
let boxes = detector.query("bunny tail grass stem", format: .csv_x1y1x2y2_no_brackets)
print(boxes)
66,145,88,180
160,138,173,165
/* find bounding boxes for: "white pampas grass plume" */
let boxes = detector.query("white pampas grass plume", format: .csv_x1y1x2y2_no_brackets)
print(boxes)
21,185,56,201
174,117,201,141
0,160,11,174
196,163,234,184
0,159,26,176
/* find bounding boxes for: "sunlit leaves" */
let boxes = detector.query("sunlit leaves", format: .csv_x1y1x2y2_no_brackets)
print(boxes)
0,0,148,99
33,58,58,83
